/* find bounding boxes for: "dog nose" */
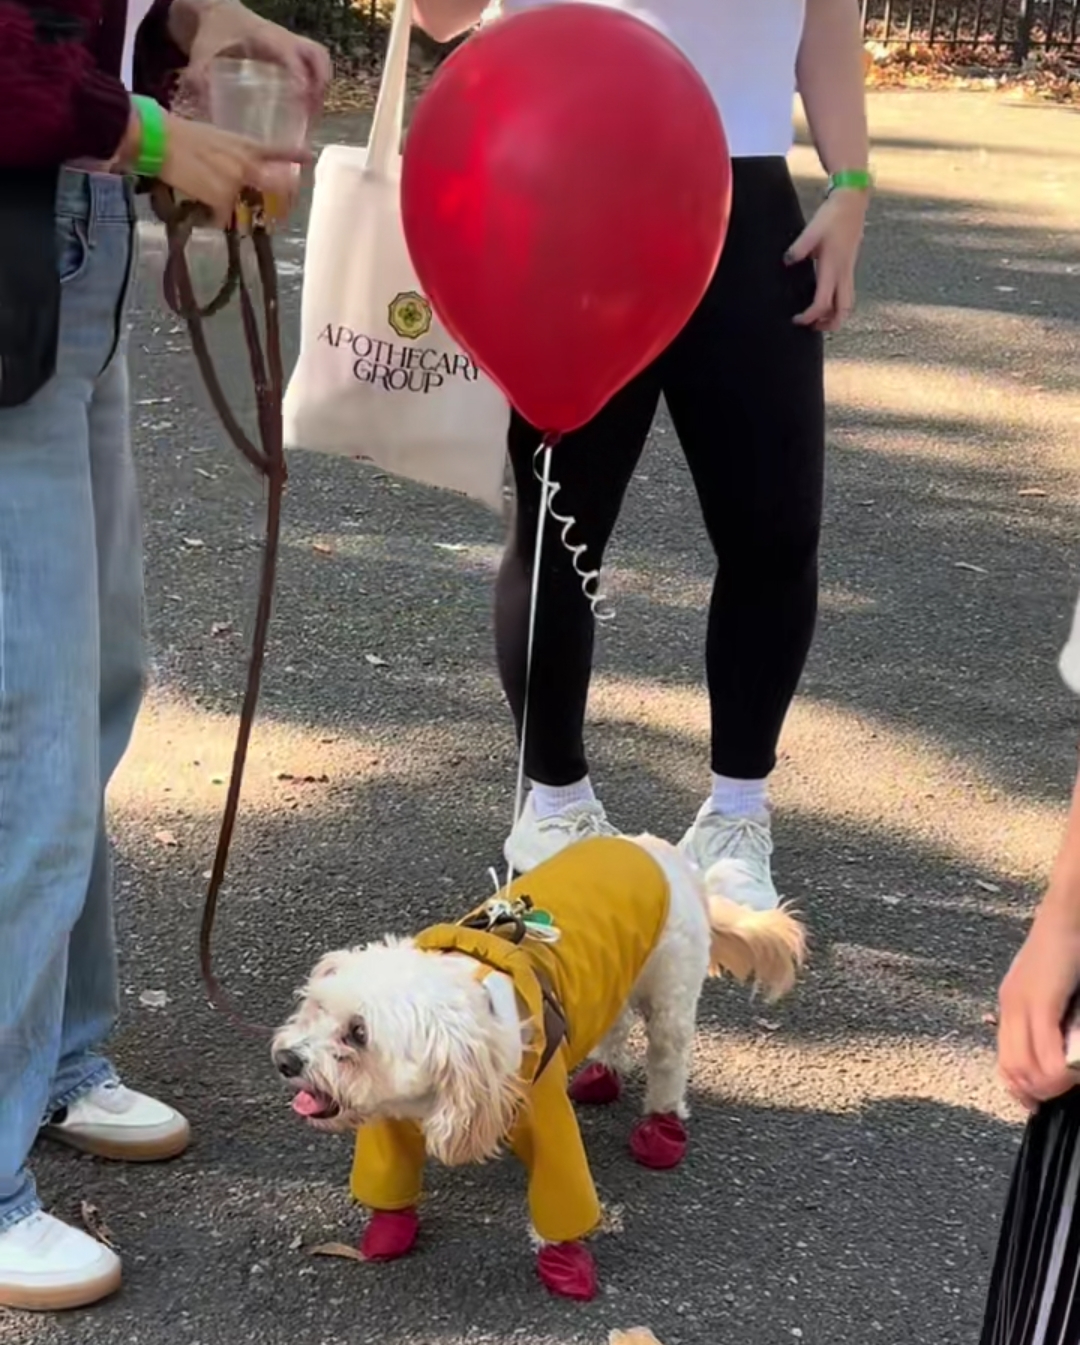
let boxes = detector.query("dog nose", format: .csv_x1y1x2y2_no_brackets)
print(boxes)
274,1048,305,1079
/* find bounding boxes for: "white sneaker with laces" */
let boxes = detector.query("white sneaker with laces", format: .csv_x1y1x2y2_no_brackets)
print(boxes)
504,794,618,873
41,1081,190,1163
680,803,780,912
0,1211,121,1312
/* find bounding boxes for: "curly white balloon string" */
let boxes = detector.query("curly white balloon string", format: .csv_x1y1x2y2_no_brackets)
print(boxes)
507,436,557,890
532,444,615,624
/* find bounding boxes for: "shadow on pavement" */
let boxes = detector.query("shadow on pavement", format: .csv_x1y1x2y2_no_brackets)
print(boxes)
29,1083,1016,1345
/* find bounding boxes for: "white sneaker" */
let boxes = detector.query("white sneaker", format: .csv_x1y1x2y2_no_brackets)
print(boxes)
680,804,780,912
0,1212,121,1312
504,794,618,873
41,1081,190,1163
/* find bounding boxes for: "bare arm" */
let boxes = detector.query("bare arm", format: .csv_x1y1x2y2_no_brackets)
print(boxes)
998,753,1080,1110
997,586,1080,1107
796,0,869,177
1044,765,1080,918
786,0,869,331
413,0,485,44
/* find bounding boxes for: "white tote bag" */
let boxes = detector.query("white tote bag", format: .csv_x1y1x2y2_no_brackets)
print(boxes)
282,0,510,510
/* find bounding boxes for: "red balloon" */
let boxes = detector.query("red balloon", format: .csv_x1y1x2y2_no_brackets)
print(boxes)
401,3,732,434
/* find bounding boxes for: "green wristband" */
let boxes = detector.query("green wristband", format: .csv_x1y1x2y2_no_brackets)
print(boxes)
826,169,873,197
130,95,168,178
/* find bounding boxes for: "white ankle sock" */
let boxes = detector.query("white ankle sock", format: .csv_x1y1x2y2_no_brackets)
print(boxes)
531,777,597,820
708,773,769,820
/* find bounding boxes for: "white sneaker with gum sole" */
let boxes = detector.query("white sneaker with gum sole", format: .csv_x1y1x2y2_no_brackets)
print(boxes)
0,1212,121,1312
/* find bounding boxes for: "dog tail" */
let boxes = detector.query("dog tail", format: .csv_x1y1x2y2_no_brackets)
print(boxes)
705,892,807,1003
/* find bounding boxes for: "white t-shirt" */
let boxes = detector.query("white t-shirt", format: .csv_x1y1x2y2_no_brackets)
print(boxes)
497,0,807,158
122,0,157,89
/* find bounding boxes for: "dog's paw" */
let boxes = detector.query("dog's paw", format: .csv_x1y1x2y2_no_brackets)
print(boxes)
536,1242,597,1301
568,1062,621,1106
360,1208,419,1261
629,1113,688,1170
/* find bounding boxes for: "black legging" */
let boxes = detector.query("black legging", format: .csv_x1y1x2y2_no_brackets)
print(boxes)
495,157,825,788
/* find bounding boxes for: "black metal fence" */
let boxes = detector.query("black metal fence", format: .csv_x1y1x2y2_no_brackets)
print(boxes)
861,0,1080,59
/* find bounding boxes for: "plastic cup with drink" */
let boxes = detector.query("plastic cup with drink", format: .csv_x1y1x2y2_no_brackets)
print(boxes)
207,57,311,226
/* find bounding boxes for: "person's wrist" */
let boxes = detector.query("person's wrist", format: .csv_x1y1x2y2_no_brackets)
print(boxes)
826,168,873,200
168,0,240,55
1035,882,1080,932
129,96,169,177
186,0,243,26
112,105,144,172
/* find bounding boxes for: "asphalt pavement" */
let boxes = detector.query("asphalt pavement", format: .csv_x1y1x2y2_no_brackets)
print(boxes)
4,89,1080,1345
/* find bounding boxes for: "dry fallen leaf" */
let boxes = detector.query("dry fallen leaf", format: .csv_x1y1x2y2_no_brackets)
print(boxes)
983,1011,999,1027
183,537,205,549
154,829,179,848
954,561,988,575
80,1201,117,1250
610,1331,664,1345
210,621,233,637
312,542,335,556
365,654,388,667
139,989,170,1010
1018,488,1048,498
976,879,1002,894
308,1242,364,1262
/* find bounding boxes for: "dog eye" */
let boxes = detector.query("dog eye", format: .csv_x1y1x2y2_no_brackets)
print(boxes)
347,1017,367,1049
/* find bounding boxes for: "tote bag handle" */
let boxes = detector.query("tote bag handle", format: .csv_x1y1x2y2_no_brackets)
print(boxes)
366,0,414,175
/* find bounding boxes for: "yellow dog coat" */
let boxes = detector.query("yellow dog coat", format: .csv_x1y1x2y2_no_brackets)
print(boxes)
350,837,670,1244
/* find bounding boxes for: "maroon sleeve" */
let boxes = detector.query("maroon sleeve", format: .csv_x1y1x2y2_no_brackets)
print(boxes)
133,0,186,107
0,0,131,167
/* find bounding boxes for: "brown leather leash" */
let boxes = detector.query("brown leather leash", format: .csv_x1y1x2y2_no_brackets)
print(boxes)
151,185,285,1039
149,192,563,1053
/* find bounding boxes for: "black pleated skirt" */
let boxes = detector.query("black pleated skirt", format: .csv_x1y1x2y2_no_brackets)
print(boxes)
981,1089,1080,1345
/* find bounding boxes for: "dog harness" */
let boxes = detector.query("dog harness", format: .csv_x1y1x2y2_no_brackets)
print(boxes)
349,837,670,1245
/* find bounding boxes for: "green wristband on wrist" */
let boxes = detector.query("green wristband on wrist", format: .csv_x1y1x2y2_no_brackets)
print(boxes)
826,169,873,197
130,95,168,178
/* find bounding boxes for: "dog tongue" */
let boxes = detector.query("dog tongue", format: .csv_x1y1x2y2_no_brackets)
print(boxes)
291,1090,326,1117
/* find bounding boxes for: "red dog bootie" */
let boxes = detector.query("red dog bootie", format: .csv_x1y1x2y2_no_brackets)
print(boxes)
629,1113,688,1170
360,1208,420,1261
568,1062,621,1105
536,1241,598,1300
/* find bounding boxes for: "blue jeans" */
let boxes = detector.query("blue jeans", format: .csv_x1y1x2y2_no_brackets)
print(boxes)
0,170,143,1230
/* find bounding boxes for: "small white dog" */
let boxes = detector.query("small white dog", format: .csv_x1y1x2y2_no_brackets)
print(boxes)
272,835,805,1300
